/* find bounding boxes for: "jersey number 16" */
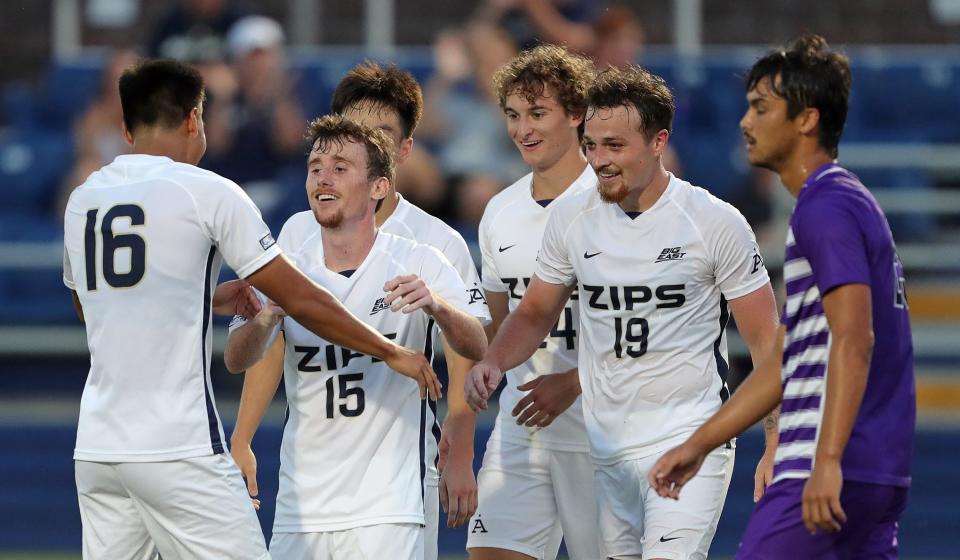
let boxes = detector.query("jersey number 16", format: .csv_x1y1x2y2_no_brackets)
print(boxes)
83,205,146,290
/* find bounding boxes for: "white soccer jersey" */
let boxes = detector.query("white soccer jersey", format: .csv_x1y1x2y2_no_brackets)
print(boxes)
270,216,477,533
62,154,281,462
479,165,596,452
535,174,769,464
278,195,490,487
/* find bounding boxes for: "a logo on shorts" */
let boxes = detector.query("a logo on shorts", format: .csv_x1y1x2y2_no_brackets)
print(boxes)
655,246,685,263
471,517,488,534
369,297,391,315
259,233,277,251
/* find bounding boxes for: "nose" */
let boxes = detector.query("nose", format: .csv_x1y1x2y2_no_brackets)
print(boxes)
517,114,534,138
739,110,751,134
589,146,610,169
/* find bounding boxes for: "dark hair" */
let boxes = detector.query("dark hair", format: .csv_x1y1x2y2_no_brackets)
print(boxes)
493,44,595,119
330,61,424,139
118,58,205,135
586,66,674,140
746,34,851,158
305,114,396,186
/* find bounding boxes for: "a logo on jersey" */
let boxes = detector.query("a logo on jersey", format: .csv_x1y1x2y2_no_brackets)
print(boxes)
751,250,764,274
471,517,488,534
468,286,486,305
655,247,685,263
584,251,602,259
259,233,276,251
498,244,516,253
369,297,391,315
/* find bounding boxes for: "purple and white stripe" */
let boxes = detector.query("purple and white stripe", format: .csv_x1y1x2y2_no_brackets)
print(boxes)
773,226,831,483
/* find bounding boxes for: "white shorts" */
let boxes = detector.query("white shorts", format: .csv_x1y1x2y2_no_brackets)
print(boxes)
467,439,602,559
75,454,269,560
423,481,439,560
270,523,423,560
595,446,734,560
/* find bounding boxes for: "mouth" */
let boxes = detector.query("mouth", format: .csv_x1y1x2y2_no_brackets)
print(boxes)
314,192,340,204
519,139,542,151
597,167,621,182
743,134,756,148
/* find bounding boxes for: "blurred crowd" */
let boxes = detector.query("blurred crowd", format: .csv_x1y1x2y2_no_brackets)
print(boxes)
54,0,780,248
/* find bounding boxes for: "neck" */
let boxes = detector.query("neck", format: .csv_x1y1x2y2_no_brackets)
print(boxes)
778,148,835,198
131,132,193,164
619,165,670,213
531,145,589,200
321,214,378,272
375,189,400,228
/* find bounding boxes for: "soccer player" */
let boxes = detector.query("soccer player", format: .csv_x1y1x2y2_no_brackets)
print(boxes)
62,59,437,559
649,35,915,558
466,66,780,560
224,115,488,558
465,45,602,560
227,62,491,559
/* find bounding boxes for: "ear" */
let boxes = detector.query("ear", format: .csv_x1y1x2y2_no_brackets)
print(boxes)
371,176,390,202
568,110,585,130
121,121,134,146
186,106,202,137
396,137,414,165
796,107,820,136
651,129,670,157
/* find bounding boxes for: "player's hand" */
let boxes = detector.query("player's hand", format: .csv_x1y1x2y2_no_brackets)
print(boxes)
213,280,262,319
465,362,504,412
753,447,776,502
438,433,478,528
802,458,847,534
648,442,709,500
512,369,580,428
386,345,442,400
230,441,261,511
384,274,441,315
253,301,286,328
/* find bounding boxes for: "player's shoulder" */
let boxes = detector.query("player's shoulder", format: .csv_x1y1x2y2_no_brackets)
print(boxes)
550,183,602,222
392,197,465,249
669,176,751,232
277,210,320,253
154,160,241,193
378,230,449,268
481,173,533,223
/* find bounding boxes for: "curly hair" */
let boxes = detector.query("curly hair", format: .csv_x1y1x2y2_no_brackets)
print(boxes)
493,44,595,118
330,61,424,139
746,34,851,158
305,114,396,184
586,66,674,140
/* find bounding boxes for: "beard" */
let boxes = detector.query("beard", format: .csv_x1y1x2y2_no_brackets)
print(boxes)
313,207,344,229
598,180,628,204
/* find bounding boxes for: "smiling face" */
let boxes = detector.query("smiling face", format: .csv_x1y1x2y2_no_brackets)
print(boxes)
740,75,799,173
503,84,582,171
583,104,667,204
305,137,386,229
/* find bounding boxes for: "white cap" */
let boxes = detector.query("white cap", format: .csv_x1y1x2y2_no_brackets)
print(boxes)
227,16,285,59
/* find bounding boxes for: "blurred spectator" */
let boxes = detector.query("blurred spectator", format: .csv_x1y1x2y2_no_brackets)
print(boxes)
418,23,526,194
729,168,784,253
56,49,139,218
202,15,307,219
477,0,602,53
148,0,245,63
591,4,645,69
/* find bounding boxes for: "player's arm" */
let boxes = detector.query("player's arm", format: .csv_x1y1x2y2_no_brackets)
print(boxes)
247,255,440,399
230,332,286,508
223,304,285,374
727,282,781,500
465,276,573,411
212,279,262,319
803,283,872,533
70,290,84,322
382,274,487,361
649,325,785,499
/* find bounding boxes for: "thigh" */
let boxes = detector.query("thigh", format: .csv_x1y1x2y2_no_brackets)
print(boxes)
75,461,159,560
270,532,330,560
838,482,910,559
549,451,602,560
119,454,269,560
338,523,424,560
736,478,836,560
593,460,644,559
423,483,439,560
467,441,561,559
641,447,734,560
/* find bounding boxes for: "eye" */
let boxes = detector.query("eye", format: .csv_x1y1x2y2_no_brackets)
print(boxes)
532,111,545,119
608,143,623,150
583,141,595,151
335,166,347,173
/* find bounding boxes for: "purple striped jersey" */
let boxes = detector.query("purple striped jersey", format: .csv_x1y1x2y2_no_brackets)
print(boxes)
773,163,915,487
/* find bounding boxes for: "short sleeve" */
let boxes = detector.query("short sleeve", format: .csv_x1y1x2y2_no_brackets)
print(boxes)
417,245,479,319
198,180,282,279
435,227,490,323
793,194,871,294
63,244,75,290
534,204,576,286
478,208,507,293
709,203,770,300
